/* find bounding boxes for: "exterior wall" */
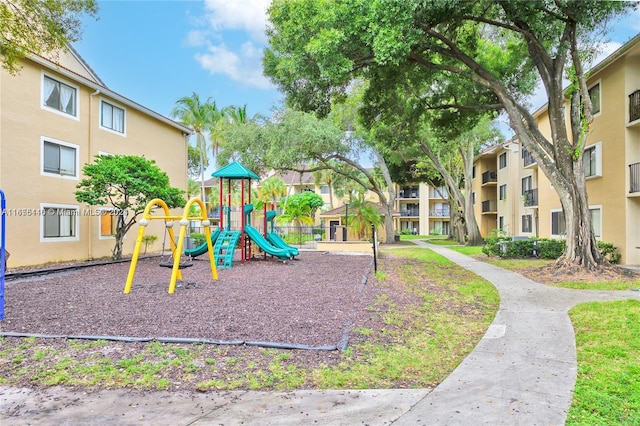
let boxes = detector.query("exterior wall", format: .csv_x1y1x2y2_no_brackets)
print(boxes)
471,37,640,264
0,55,189,267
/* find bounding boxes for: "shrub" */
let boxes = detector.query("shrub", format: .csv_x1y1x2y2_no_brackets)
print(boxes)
190,233,207,247
534,238,565,259
597,241,621,264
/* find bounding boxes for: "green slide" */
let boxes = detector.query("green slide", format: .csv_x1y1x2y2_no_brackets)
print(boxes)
184,228,221,258
265,210,299,257
266,232,299,257
245,225,291,260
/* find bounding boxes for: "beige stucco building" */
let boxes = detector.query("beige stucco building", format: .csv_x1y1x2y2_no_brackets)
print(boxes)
472,33,640,265
0,47,192,267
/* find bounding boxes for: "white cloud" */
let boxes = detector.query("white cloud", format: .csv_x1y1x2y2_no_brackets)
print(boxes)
194,42,272,90
187,0,273,89
203,0,270,42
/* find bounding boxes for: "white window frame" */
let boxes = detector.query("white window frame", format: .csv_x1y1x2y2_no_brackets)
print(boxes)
521,214,533,234
583,142,602,179
99,99,127,136
588,80,602,118
589,205,602,239
41,136,80,180
550,209,566,238
40,203,79,242
41,72,80,120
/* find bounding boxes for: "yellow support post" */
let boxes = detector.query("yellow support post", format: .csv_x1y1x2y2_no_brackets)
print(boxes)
125,197,218,294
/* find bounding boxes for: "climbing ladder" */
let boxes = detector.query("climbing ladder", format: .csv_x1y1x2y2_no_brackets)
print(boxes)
214,230,241,268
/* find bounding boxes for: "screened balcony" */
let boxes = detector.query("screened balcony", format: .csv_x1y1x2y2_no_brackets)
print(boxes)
482,170,497,185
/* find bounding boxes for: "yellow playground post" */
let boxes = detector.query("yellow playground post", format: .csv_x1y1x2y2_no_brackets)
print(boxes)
124,197,217,294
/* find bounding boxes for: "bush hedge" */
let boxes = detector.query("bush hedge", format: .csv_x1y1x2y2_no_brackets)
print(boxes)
482,233,620,264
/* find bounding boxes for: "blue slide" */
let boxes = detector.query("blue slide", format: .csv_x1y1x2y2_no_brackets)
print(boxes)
245,225,292,260
184,228,221,258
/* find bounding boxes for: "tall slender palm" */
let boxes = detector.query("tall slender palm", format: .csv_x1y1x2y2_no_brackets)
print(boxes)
210,104,248,167
171,93,217,200
312,168,336,209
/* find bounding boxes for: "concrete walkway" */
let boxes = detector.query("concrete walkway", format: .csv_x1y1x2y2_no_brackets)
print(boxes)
1,242,638,425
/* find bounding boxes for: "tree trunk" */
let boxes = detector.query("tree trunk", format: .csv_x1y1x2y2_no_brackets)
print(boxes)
383,202,395,243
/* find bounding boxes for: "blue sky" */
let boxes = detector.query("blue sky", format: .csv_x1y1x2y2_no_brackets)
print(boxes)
74,0,280,120
73,1,640,138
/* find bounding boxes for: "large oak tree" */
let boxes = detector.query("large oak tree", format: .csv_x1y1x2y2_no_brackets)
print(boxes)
264,0,636,270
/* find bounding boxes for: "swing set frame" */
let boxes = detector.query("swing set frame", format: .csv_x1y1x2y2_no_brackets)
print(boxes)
124,197,217,294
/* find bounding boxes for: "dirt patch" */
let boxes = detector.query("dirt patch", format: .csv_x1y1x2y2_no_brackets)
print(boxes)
512,263,640,285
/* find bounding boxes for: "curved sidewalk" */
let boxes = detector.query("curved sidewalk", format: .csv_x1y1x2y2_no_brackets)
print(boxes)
1,242,638,425
394,241,639,425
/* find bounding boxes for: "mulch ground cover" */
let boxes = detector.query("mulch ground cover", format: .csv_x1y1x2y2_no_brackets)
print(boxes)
0,252,373,349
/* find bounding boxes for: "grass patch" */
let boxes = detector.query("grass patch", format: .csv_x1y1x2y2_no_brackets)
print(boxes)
567,300,640,425
312,248,499,389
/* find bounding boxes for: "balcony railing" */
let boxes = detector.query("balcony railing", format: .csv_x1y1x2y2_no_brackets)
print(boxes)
398,190,419,198
481,199,497,213
630,90,640,123
523,188,538,207
430,209,451,217
630,162,640,193
482,170,497,184
401,209,420,217
523,150,536,167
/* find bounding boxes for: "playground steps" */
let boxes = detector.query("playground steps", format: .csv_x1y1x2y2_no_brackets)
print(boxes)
214,230,241,268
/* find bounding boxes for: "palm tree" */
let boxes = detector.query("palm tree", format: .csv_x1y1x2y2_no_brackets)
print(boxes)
259,176,287,210
312,168,336,209
209,104,247,166
348,198,383,240
171,93,217,200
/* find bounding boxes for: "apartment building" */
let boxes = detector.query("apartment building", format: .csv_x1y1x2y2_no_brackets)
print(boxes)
394,183,451,235
472,33,640,265
0,47,192,267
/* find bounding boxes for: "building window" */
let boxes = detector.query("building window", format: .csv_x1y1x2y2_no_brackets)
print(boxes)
498,216,504,231
588,82,601,116
521,176,532,195
499,152,507,169
583,143,602,178
43,75,77,116
320,185,330,194
41,204,78,241
42,138,78,178
551,210,566,236
472,165,476,179
522,214,533,233
590,206,601,238
100,101,125,133
472,191,476,205
499,184,507,201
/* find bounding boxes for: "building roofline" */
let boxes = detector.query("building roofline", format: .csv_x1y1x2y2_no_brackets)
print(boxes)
531,32,640,118
29,54,194,136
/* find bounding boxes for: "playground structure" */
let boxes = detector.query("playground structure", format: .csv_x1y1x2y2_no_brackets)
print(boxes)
1,189,6,320
203,162,295,267
124,197,217,294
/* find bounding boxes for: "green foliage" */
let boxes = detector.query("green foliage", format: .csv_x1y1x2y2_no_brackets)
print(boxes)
277,191,324,226
141,234,157,254
189,233,207,247
597,241,621,264
483,233,620,263
0,0,98,74
75,154,185,259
